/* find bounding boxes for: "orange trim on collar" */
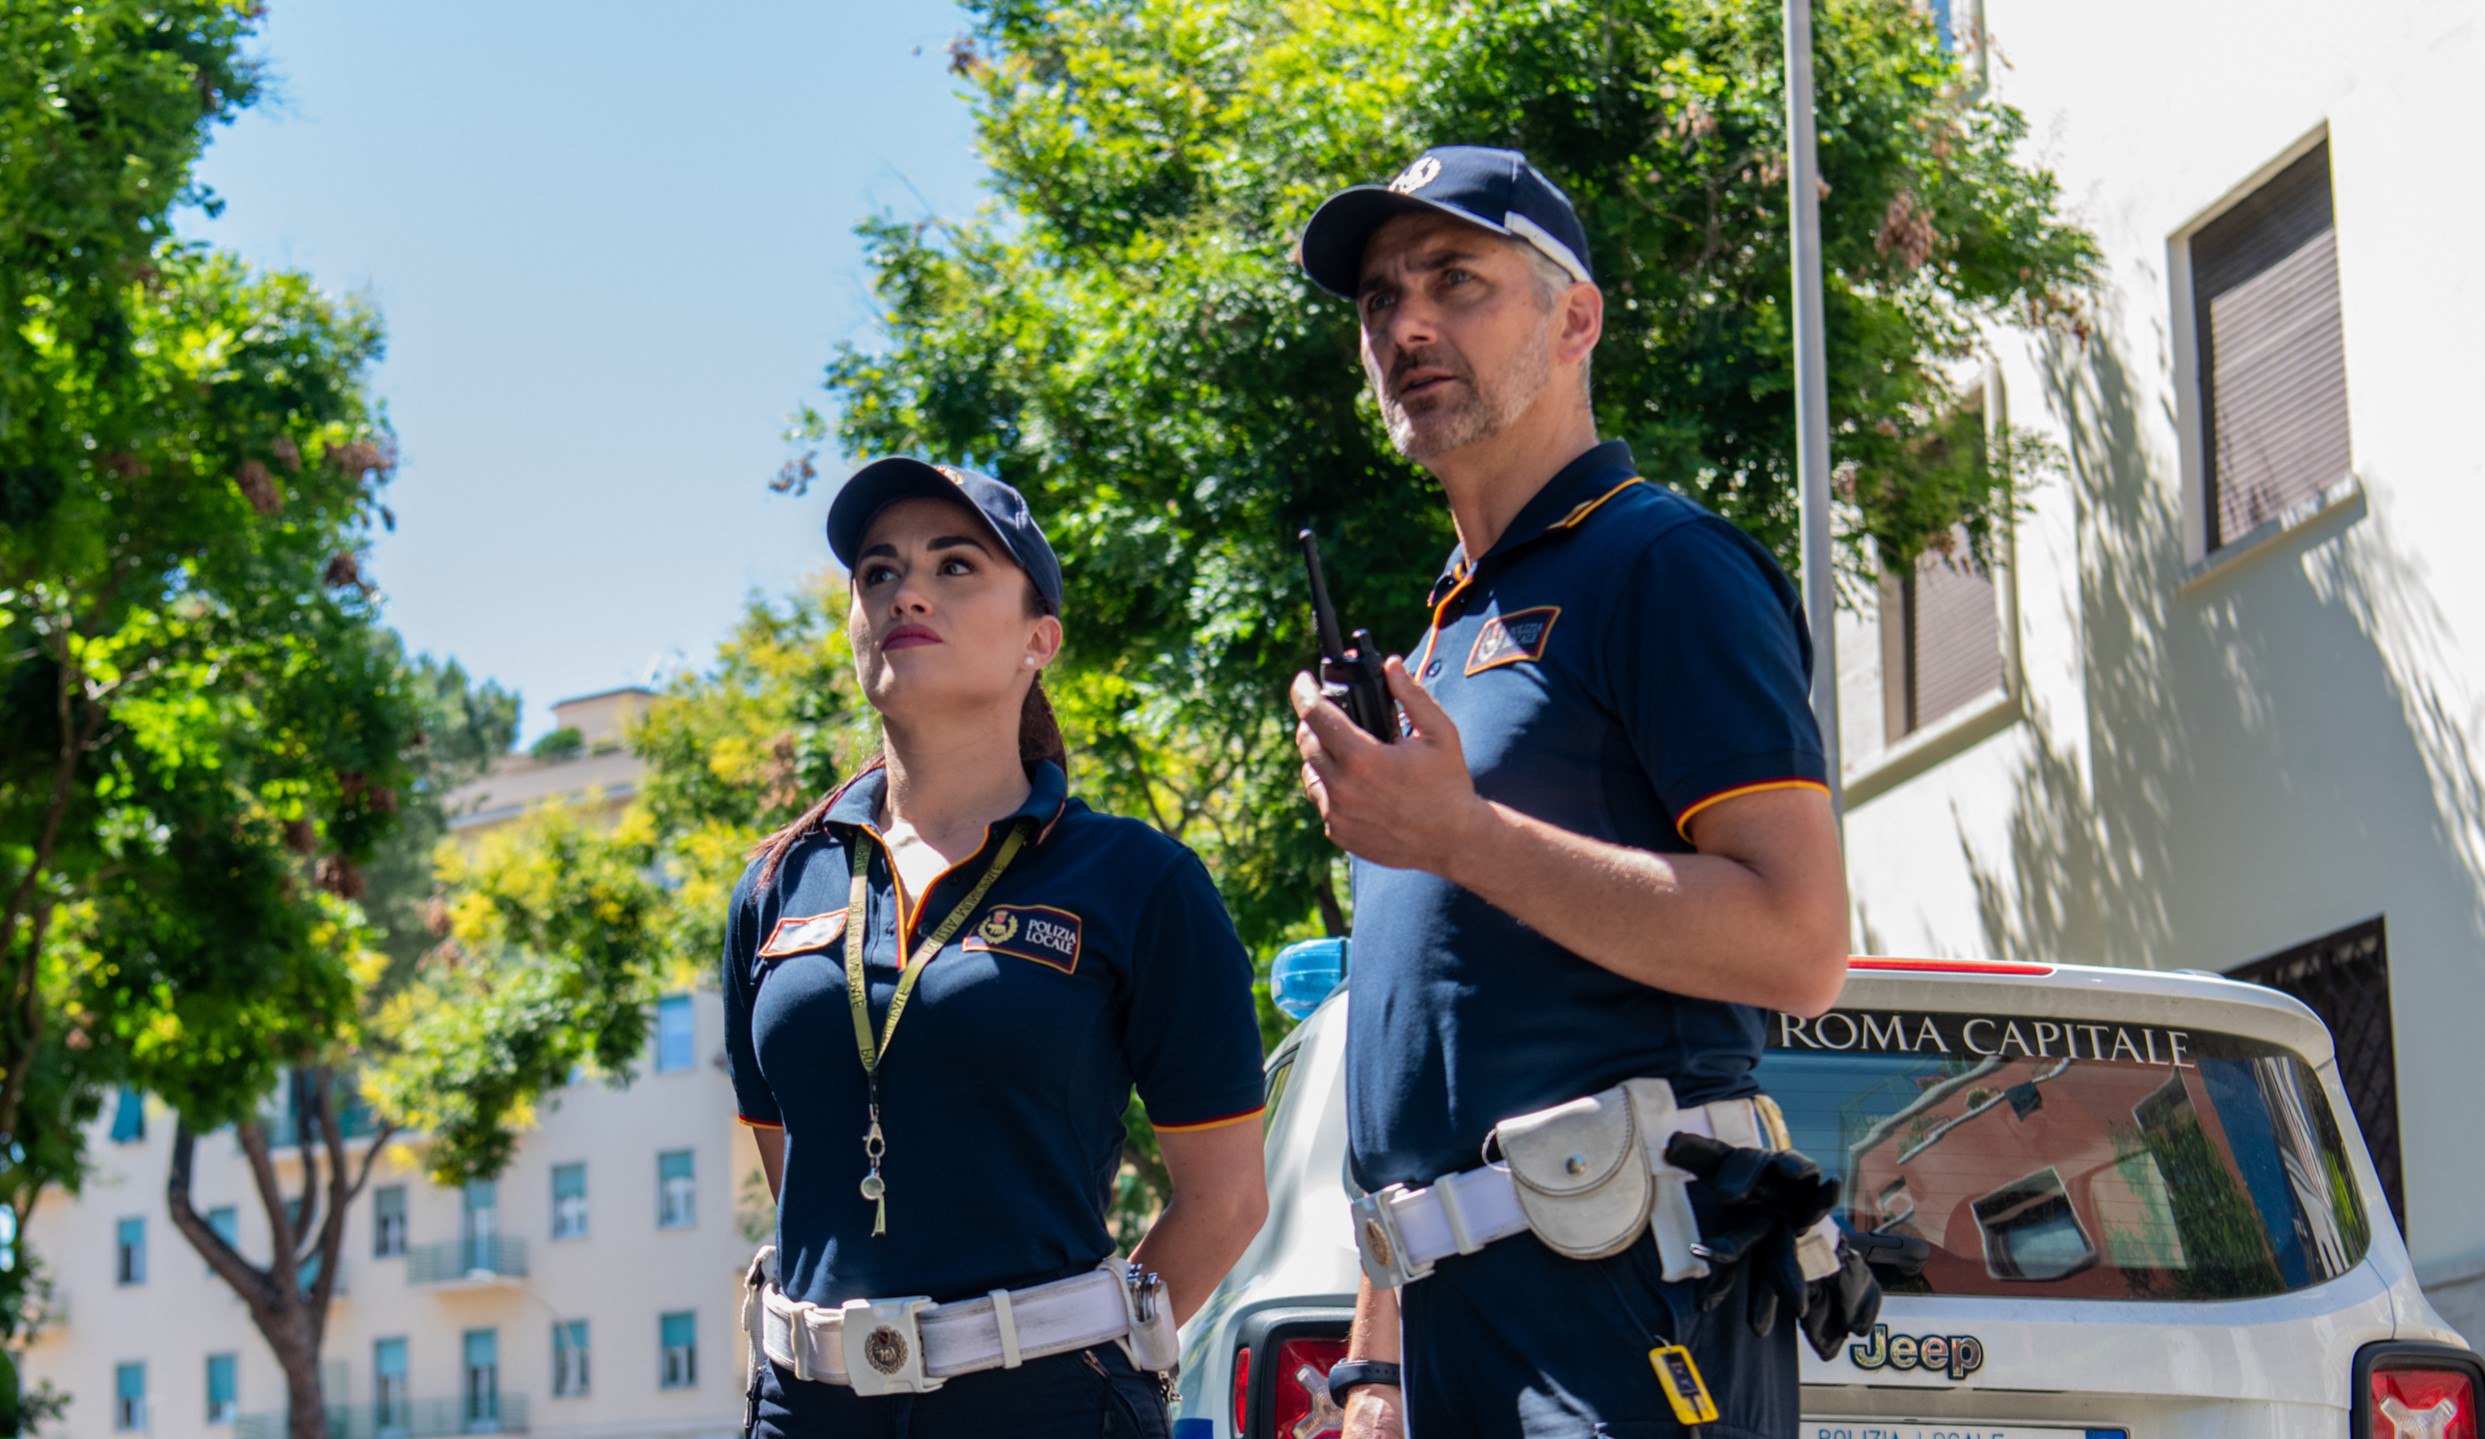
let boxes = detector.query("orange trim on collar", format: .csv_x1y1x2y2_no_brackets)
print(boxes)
1152,1105,1266,1134
1415,570,1480,677
1549,475,1647,531
1674,778,1832,840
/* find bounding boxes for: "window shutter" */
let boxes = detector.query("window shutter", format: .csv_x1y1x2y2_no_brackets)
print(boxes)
2193,142,2351,550
1909,549,2004,728
1885,535,2004,741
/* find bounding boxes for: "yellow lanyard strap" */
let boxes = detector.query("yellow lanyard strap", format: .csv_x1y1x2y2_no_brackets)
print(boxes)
843,824,1026,1077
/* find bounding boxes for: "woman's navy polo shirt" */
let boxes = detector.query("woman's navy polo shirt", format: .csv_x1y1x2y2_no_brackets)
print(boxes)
722,760,1267,1306
1346,440,1829,1193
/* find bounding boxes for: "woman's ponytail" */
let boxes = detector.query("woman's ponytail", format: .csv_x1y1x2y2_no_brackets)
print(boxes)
1019,674,1067,773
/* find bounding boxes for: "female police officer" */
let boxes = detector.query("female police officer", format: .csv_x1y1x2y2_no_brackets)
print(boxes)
723,458,1271,1438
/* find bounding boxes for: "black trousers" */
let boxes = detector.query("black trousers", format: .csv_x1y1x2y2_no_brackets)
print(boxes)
1399,1230,1800,1439
746,1342,1171,1439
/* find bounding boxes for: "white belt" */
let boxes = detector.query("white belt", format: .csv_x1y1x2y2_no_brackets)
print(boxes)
1352,1093,1841,1288
740,1248,1170,1397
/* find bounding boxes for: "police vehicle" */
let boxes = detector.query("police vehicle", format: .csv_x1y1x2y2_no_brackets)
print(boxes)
1173,951,2483,1439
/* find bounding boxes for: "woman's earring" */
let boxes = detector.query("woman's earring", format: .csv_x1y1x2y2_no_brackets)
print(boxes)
1024,656,1036,667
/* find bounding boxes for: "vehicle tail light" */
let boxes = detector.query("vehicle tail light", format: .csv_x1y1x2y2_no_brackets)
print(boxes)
2358,1343,2485,1439
1231,1345,1250,1435
1269,1335,1349,1439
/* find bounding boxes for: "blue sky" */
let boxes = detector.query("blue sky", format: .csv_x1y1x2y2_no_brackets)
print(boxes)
179,2,987,738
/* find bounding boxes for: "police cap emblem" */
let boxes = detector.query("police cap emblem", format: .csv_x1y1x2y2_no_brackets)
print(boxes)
1388,155,1443,194
864,1324,910,1375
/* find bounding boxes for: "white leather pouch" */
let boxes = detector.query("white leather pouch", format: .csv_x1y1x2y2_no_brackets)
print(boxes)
1493,1082,1654,1260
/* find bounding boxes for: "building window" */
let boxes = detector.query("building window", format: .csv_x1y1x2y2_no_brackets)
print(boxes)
205,1205,237,1275
284,1199,325,1293
463,1328,500,1430
657,1150,696,1230
553,1319,590,1398
205,1353,238,1426
655,994,694,1074
462,1178,498,1270
1971,1167,2096,1281
372,1185,407,1258
1879,532,2005,742
551,1163,588,1240
374,1338,409,1437
109,1087,145,1144
2233,917,2401,1228
114,1362,146,1431
659,1311,697,1389
2190,139,2350,553
115,1216,145,1285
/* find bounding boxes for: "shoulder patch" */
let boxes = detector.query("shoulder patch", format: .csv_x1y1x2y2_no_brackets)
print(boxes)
757,909,848,958
963,904,1084,974
1465,606,1561,675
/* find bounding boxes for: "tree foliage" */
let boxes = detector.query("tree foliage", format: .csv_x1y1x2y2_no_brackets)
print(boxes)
0,11,534,1436
798,0,2097,954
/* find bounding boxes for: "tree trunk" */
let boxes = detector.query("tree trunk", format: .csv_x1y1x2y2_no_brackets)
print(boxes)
276,1304,328,1439
1316,871,1347,938
0,625,98,1153
169,1073,395,1439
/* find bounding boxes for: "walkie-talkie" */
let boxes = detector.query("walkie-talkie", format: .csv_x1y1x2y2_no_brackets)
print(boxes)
1299,529,1396,743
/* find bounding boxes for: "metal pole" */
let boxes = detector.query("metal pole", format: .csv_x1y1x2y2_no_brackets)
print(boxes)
1785,0,1844,814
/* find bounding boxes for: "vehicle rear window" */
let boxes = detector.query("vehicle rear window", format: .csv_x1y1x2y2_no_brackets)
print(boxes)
1755,1007,2372,1301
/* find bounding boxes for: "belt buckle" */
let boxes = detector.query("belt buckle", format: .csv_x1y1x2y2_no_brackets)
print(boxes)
1350,1185,1433,1288
839,1295,942,1396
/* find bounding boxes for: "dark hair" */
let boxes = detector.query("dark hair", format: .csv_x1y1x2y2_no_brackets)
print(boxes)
750,580,1064,896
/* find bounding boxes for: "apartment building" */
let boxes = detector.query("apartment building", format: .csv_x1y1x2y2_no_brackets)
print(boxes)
1834,0,2485,1341
16,688,762,1438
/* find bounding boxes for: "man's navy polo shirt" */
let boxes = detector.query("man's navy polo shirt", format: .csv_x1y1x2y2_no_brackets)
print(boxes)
1347,440,1828,1192
723,760,1267,1305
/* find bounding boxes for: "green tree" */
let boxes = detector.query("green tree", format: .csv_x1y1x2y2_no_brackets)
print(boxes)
0,235,414,1275
797,0,2097,953
0,9,544,1437
159,655,515,1439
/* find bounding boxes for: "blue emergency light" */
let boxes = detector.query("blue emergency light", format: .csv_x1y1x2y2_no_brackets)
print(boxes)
1270,938,1349,1021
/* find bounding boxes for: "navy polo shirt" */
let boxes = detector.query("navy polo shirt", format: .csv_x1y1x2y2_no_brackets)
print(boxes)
722,761,1267,1306
1346,440,1828,1192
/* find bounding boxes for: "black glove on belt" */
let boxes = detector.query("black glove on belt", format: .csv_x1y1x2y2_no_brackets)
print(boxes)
1663,1132,1883,1359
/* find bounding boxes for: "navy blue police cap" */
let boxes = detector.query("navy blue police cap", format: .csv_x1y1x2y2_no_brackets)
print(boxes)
826,458,1065,615
1298,145,1594,300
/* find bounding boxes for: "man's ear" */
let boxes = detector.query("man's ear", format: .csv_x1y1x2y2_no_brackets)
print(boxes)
1558,282,1604,367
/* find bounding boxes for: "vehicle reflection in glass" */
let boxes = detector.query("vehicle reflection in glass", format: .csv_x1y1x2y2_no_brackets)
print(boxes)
1755,1010,2370,1300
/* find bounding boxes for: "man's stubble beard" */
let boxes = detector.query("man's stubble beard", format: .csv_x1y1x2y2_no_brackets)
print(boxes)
1367,318,1557,465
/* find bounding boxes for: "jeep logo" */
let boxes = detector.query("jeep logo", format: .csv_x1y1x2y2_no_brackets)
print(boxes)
1847,1324,1984,1381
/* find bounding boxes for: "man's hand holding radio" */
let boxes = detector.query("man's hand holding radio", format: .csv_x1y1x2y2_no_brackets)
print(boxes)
1291,656,1481,876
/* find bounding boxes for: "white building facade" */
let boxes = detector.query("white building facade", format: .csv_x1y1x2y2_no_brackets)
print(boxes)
15,689,764,1438
1837,0,2485,1341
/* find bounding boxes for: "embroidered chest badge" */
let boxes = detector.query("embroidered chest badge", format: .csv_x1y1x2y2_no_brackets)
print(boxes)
757,909,848,958
1465,606,1561,675
962,904,1083,974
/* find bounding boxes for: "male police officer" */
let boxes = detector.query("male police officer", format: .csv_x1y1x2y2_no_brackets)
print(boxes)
1288,147,1852,1438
